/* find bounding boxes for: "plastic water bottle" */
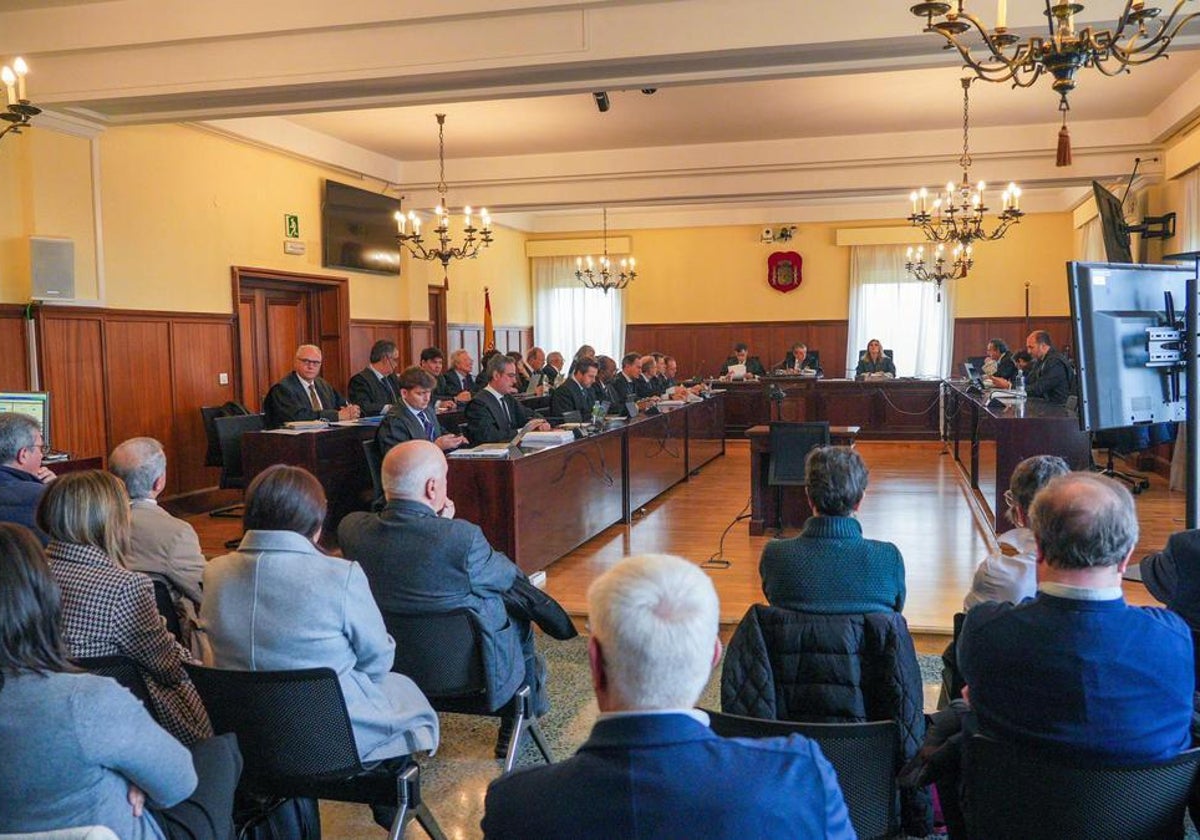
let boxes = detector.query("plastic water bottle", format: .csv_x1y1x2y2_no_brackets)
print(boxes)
1015,370,1026,396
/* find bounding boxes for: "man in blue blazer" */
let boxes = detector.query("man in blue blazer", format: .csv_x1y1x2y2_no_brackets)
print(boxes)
481,554,854,840
262,344,360,428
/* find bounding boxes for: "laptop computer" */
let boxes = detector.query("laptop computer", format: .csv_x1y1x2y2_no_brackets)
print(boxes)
524,372,543,395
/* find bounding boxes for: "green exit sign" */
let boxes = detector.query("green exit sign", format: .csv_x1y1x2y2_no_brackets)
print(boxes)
284,214,300,238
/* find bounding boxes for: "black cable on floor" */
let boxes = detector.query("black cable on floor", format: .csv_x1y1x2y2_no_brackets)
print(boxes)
702,495,752,570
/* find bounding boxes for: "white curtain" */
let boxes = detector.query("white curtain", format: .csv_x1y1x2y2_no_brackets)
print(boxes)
846,244,955,378
532,256,625,358
1074,216,1105,262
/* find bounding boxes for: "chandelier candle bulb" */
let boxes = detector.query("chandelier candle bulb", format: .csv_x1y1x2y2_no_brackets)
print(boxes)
12,58,26,101
395,212,405,235
1,67,14,106
996,0,1006,29
911,192,918,213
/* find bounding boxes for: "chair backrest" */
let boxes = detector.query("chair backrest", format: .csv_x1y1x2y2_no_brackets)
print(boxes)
806,349,820,369
213,412,264,490
382,608,490,704
704,709,899,840
148,576,184,643
768,421,830,486
362,438,384,504
965,735,1200,840
200,406,225,467
72,655,152,711
184,663,363,789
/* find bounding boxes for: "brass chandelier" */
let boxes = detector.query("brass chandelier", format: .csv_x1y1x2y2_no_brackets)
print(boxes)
906,242,974,302
1,57,39,143
395,114,492,284
911,1,1200,164
576,208,637,293
906,77,1023,258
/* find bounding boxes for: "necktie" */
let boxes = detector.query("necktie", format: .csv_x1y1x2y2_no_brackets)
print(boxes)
419,411,436,441
385,376,398,401
501,396,512,425
308,383,322,411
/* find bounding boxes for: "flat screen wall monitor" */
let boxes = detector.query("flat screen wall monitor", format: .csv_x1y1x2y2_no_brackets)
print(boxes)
0,391,50,446
1092,181,1135,265
1068,261,1191,432
322,179,402,276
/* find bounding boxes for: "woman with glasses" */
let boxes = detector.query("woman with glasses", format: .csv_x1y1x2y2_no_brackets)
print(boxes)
0,522,241,839
39,470,213,746
963,455,1070,610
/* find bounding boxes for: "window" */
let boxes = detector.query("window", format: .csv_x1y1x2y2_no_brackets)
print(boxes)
846,244,955,377
532,256,625,358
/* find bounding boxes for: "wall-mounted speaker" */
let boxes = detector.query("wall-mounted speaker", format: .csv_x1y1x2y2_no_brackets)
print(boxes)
30,236,75,300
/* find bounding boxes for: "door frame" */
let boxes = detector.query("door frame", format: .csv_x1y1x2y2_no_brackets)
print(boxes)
230,266,351,407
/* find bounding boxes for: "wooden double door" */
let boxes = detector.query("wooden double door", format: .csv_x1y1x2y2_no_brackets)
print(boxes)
233,268,350,411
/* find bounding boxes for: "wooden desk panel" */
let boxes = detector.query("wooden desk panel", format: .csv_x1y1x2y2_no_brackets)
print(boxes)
449,428,626,574
685,393,726,473
625,409,688,518
746,424,860,536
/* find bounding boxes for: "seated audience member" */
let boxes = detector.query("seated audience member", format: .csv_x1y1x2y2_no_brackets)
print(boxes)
438,349,478,404
347,339,402,417
720,342,766,378
855,338,896,379
0,411,56,542
759,445,905,613
262,344,360,428
610,353,658,415
541,351,565,386
963,455,1069,611
339,440,561,756
377,367,467,456
1023,330,1072,404
0,523,242,840
40,470,212,746
201,465,438,771
638,355,662,398
481,554,854,839
110,437,206,636
1139,530,1200,637
778,342,818,373
506,350,535,392
419,346,457,411
594,355,617,403
465,355,551,444
550,357,599,418
927,473,1195,839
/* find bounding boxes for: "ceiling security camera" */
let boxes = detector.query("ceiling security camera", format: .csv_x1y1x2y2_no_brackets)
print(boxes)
593,92,611,112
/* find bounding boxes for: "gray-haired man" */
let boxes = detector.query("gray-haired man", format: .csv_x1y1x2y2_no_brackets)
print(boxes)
0,412,55,542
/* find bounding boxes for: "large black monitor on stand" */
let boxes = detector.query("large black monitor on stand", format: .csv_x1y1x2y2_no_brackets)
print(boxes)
1166,251,1200,529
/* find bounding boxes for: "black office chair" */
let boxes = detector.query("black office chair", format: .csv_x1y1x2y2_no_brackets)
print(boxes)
964,735,1200,840
383,608,552,773
202,403,251,518
184,663,447,840
148,575,184,644
704,709,901,840
73,654,153,711
767,421,831,531
214,412,264,547
362,438,385,511
1091,425,1171,495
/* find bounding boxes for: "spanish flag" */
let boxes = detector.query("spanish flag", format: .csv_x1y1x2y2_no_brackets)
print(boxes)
483,286,496,353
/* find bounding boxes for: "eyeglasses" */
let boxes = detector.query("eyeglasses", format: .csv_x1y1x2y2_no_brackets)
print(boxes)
296,358,322,366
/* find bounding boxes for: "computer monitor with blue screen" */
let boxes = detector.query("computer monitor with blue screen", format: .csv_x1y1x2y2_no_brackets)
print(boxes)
0,392,51,447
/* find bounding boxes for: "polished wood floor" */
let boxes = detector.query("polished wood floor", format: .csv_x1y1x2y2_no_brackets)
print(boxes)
188,438,1181,636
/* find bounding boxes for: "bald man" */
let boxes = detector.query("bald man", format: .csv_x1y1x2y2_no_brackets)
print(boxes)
262,344,360,428
337,440,556,756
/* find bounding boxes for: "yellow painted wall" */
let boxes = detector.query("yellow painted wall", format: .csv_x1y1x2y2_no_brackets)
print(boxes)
0,134,33,302
407,221,532,326
531,213,1074,324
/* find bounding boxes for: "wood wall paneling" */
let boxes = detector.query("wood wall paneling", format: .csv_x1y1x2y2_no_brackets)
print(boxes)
627,320,851,379
409,322,434,363
38,314,107,460
104,320,176,484
170,320,236,496
0,307,30,391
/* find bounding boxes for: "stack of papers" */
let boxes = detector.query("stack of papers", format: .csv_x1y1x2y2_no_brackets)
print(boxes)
448,444,511,459
521,430,575,447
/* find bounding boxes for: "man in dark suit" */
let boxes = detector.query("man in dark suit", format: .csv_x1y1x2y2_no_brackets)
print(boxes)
1023,330,1073,404
0,412,56,543
540,351,565,387
465,355,551,444
550,357,598,418
481,554,854,839
609,353,659,416
262,344,360,428
720,342,766,378
338,440,557,754
437,349,478,404
347,339,401,417
593,355,617,404
418,347,457,412
637,356,663,398
376,367,466,456
778,342,820,373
